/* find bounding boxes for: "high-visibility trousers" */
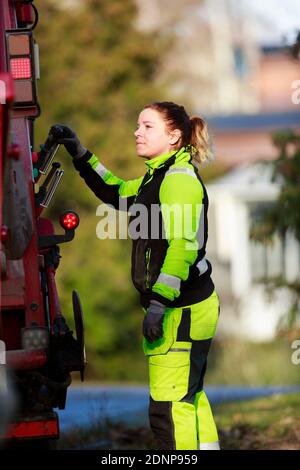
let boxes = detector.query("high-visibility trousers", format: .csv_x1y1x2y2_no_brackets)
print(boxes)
143,290,220,450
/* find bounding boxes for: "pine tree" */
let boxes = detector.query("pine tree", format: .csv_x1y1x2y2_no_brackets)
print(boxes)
250,130,300,334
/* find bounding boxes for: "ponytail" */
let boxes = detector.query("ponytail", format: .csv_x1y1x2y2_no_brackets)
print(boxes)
190,116,214,167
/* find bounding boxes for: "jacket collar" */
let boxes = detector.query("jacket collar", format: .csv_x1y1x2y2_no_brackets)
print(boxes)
144,147,189,174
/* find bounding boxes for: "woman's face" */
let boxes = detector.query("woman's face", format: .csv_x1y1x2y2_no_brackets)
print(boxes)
134,108,178,159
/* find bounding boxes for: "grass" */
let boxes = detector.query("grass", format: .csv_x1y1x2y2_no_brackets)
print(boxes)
214,392,300,450
58,392,300,450
205,336,300,386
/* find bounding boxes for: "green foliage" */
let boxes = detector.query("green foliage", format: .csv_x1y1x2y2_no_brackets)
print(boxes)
250,130,300,331
290,30,300,59
35,0,165,214
206,337,300,386
251,130,300,243
56,214,143,358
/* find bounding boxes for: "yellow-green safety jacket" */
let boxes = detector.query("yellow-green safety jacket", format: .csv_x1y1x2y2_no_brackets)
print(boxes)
73,147,214,308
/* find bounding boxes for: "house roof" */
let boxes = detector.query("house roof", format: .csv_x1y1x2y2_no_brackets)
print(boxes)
207,162,281,201
206,110,300,133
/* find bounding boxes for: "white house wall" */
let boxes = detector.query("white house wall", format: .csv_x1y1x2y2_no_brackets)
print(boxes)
285,231,300,284
206,163,299,341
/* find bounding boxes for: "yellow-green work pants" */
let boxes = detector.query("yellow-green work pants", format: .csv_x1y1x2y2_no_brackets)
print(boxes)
143,290,220,450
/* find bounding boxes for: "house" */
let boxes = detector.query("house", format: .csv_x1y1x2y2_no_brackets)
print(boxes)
135,0,300,340
206,161,300,341
207,110,300,167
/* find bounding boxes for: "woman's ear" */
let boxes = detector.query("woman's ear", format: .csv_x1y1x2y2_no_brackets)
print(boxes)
169,129,181,146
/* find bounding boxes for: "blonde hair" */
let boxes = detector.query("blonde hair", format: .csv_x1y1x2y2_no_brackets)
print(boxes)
144,102,213,168
190,115,214,167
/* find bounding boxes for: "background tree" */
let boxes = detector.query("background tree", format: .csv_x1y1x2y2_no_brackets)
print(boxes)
250,31,300,336
250,128,300,335
34,0,167,380
35,0,165,210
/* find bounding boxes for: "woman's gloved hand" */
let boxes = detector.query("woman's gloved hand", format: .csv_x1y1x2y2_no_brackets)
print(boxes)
143,300,166,343
50,124,87,159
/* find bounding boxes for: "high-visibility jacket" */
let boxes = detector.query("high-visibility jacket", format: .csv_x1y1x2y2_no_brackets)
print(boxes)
73,147,214,308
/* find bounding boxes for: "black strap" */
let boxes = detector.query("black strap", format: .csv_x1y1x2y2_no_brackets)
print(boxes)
176,307,191,342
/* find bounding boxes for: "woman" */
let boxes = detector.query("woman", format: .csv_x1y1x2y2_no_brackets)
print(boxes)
52,101,220,450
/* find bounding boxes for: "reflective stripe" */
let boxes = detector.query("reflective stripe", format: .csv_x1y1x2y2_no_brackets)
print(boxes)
196,258,208,276
199,441,220,450
94,162,108,179
87,154,100,170
169,348,191,352
156,273,181,291
165,168,197,178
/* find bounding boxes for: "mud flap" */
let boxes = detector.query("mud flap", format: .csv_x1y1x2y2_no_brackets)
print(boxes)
72,289,86,381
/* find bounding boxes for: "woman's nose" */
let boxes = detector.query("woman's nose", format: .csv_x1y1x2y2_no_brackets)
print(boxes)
134,127,143,138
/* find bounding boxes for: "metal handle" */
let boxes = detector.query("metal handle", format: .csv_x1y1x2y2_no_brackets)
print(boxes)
38,143,60,175
40,169,64,208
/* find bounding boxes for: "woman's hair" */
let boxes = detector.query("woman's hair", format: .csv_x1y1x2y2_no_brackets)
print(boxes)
144,101,214,167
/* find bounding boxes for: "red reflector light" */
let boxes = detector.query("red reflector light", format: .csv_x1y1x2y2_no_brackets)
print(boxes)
31,151,38,163
16,5,34,25
7,34,30,55
6,29,38,108
14,80,33,104
10,58,31,79
60,211,80,231
1,225,9,242
3,416,59,439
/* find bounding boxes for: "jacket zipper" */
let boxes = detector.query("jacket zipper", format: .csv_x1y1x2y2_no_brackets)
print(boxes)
145,247,151,289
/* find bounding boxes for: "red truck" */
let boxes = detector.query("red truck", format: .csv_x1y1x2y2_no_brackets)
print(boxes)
0,0,86,448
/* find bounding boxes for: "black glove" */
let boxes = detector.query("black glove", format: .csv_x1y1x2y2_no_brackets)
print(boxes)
50,124,87,159
143,300,166,343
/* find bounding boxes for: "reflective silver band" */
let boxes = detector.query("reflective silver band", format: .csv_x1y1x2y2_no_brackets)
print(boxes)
196,258,208,276
169,348,191,352
199,441,220,450
165,168,197,178
94,162,108,179
156,273,181,291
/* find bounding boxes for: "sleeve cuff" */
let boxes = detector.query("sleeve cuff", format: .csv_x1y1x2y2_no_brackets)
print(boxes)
73,149,93,170
147,292,173,306
148,282,181,305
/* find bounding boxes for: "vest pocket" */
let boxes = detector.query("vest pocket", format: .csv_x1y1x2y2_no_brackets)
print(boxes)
148,342,191,402
143,309,175,356
189,290,219,340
